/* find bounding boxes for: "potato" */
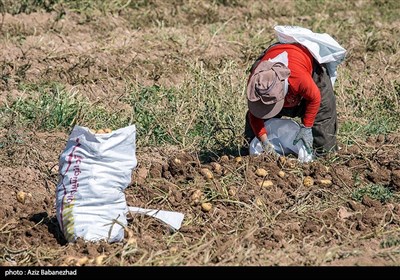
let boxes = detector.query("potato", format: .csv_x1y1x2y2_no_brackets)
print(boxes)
255,197,263,206
278,156,295,168
127,237,137,245
63,256,78,266
104,128,112,133
210,162,222,173
303,176,314,187
76,256,89,266
191,189,203,204
278,171,285,178
125,228,134,239
94,255,106,265
201,202,212,212
220,155,229,162
169,247,178,254
96,129,105,134
228,187,237,196
255,168,268,177
173,158,181,165
16,191,26,204
278,156,287,166
200,168,213,180
258,180,273,188
235,156,242,163
319,179,332,186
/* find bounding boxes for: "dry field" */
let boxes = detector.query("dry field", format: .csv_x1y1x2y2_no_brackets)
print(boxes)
0,0,400,266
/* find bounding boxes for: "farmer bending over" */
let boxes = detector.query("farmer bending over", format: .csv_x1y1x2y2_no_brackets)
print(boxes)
244,43,338,157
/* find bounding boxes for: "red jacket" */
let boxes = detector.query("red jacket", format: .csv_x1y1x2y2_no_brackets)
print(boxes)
248,44,321,138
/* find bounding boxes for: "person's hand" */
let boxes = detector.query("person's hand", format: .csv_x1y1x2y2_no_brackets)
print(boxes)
293,124,313,154
262,138,276,155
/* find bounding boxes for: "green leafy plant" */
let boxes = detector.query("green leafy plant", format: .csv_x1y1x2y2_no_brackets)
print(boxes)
351,184,393,203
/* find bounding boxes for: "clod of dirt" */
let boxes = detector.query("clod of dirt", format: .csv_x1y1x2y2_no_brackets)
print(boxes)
347,200,362,212
278,171,285,178
201,202,212,212
149,162,163,178
200,168,213,180
337,206,353,220
259,180,273,188
16,191,26,204
303,176,314,187
362,196,381,208
391,170,400,191
135,167,148,185
255,168,268,177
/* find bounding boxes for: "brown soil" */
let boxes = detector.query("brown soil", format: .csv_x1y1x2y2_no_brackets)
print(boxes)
1,131,400,266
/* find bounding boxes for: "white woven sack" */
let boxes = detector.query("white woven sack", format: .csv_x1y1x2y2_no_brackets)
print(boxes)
249,118,314,163
274,25,346,87
56,125,137,243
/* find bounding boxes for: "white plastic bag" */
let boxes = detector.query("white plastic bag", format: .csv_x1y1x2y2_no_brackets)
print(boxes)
56,125,137,243
249,118,314,163
274,25,346,87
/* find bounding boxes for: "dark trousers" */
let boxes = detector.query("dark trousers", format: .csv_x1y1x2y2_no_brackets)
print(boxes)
244,62,338,157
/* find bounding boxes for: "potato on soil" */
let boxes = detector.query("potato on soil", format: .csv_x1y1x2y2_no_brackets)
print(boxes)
17,191,26,204
235,156,243,163
319,179,332,186
278,156,296,168
210,162,222,173
220,155,229,162
191,189,203,204
278,171,285,178
63,256,78,266
255,168,268,177
94,255,107,265
200,168,213,180
303,176,314,187
169,247,178,254
76,256,89,266
228,187,237,196
255,197,263,206
278,156,287,166
259,180,273,188
201,202,212,212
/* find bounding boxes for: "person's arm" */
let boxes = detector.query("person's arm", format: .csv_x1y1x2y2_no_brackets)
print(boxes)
298,75,321,127
291,74,320,153
248,112,267,140
248,112,275,154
